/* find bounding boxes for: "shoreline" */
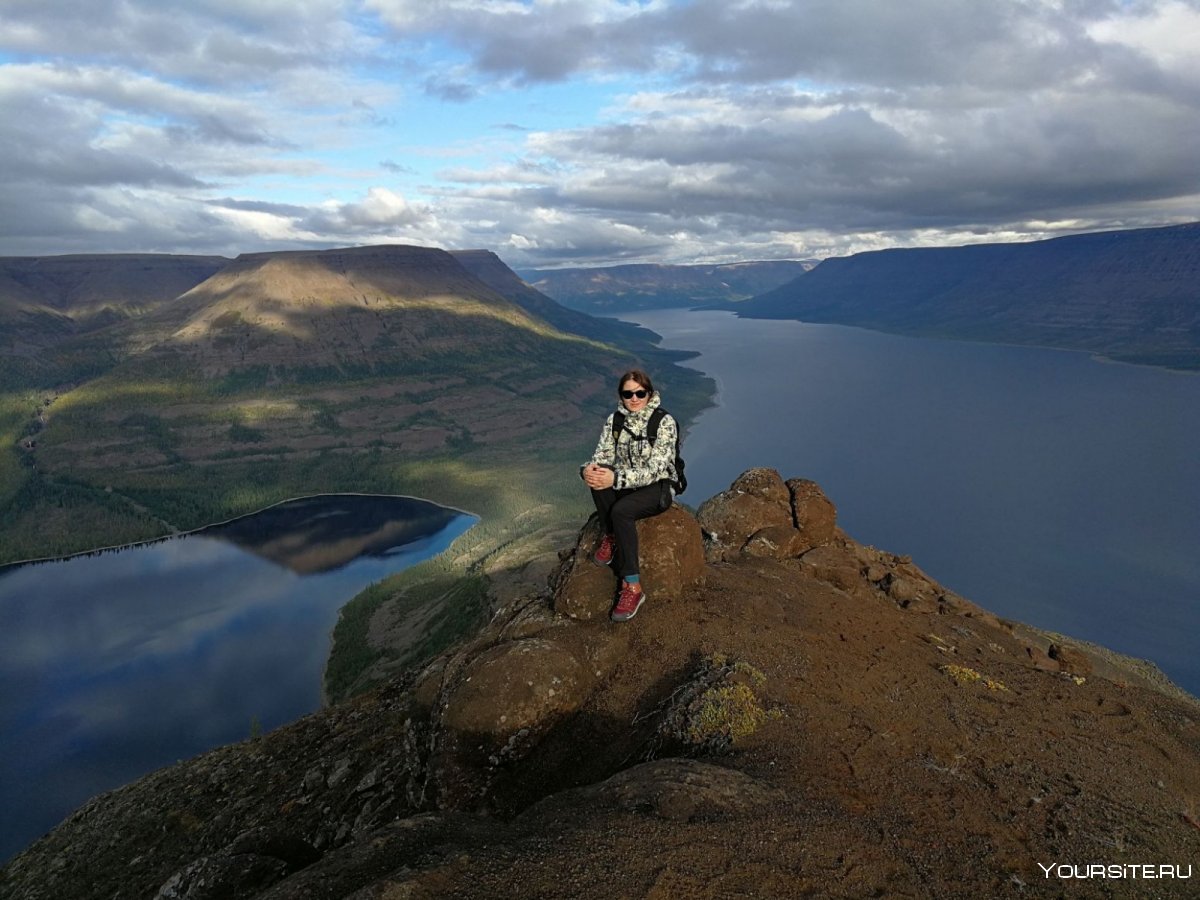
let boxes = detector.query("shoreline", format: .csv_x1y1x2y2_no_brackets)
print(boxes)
718,306,1200,375
0,490,479,572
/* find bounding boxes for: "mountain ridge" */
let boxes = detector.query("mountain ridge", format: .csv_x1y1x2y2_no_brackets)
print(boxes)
729,222,1200,370
0,253,231,386
1,243,716,574
153,244,597,377
520,259,819,313
0,253,230,315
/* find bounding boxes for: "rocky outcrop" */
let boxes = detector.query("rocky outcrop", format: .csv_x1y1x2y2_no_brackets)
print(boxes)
154,828,322,900
414,502,709,806
426,632,599,809
405,501,713,811
5,469,1198,900
692,467,994,620
551,505,705,620
697,467,839,563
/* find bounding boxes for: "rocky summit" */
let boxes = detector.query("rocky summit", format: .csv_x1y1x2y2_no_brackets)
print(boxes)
3,469,1199,899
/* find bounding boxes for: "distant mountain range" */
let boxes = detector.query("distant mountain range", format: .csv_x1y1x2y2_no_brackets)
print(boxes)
0,254,229,386
451,250,657,347
0,244,713,564
22,245,648,476
728,223,1200,370
520,259,818,313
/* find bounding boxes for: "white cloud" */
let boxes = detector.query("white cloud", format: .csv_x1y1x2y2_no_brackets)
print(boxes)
335,187,430,228
1089,1,1200,62
0,0,365,84
0,0,1197,265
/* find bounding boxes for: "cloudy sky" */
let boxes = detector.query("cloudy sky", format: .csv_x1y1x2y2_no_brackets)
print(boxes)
1,0,1198,267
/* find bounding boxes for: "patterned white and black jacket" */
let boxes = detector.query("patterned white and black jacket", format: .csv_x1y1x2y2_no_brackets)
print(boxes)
582,392,679,491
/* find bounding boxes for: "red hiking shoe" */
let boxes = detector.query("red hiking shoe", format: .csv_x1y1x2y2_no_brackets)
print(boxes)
611,581,645,622
592,533,615,566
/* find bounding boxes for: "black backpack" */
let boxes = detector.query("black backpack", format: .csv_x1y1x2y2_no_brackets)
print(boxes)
611,407,687,495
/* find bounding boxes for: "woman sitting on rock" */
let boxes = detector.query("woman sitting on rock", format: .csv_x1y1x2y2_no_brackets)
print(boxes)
581,369,679,622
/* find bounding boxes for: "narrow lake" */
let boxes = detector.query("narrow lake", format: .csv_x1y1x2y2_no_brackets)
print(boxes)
0,494,475,863
630,310,1200,699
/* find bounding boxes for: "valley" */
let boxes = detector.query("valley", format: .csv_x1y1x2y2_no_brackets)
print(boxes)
2,230,1199,893
0,245,714,701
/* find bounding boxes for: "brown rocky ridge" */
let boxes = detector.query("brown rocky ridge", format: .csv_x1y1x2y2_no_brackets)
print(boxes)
2,469,1198,899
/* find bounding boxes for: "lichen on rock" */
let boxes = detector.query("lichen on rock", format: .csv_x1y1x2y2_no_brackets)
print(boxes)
939,664,1009,692
649,654,781,757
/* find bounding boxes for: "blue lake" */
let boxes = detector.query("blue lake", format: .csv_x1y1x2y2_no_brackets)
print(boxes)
630,310,1199,699
0,494,475,863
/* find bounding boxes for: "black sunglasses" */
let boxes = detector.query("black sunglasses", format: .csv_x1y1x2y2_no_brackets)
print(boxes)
620,389,649,399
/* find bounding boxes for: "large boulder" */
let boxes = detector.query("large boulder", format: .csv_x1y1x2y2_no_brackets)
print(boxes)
796,544,866,594
786,478,837,550
640,504,706,599
696,468,794,561
432,637,591,808
412,599,632,812
1049,643,1094,676
698,469,838,562
440,638,589,741
552,505,705,621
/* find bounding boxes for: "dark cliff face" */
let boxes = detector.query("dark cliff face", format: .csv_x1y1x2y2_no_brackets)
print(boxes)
734,222,1200,369
5,470,1197,899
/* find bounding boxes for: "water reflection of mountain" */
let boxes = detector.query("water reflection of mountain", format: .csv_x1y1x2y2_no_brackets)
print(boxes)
201,495,462,574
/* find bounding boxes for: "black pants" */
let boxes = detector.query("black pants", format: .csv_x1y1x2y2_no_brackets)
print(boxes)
590,482,670,578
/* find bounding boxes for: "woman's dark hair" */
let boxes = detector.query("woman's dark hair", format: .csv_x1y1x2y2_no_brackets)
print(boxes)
617,369,655,397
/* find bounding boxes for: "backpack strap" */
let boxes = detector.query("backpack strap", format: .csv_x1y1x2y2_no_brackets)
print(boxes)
611,407,667,443
610,411,626,442
647,407,666,441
